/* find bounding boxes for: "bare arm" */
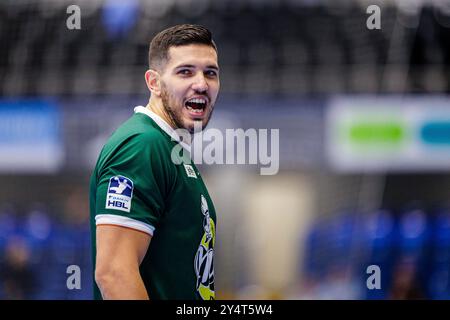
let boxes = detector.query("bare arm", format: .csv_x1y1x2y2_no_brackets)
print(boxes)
95,225,151,300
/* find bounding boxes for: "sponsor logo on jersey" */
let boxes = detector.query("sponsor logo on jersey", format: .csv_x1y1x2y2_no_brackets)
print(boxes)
184,164,197,179
194,195,215,300
105,175,133,213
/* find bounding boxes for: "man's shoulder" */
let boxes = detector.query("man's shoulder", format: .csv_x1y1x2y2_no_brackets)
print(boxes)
110,112,168,146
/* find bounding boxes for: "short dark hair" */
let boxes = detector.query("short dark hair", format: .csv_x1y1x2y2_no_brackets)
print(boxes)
149,24,217,71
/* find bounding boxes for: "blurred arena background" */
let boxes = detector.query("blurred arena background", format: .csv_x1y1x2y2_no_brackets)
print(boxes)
1,0,450,299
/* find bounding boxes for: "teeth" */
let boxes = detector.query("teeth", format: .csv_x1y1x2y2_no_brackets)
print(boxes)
186,105,203,113
187,98,206,104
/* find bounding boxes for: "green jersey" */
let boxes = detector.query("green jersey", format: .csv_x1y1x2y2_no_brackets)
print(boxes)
89,106,216,300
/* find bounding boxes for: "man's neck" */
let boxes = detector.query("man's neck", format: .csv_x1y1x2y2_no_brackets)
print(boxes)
144,100,193,147
146,100,176,130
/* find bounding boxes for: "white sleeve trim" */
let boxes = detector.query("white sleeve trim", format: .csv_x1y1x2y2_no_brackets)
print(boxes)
95,214,155,236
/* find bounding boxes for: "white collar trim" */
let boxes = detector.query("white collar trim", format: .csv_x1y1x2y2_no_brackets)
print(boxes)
134,106,191,151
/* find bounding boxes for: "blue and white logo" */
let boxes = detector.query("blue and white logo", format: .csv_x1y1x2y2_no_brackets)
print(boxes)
105,175,133,213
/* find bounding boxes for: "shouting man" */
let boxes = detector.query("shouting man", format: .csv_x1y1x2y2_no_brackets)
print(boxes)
90,24,219,300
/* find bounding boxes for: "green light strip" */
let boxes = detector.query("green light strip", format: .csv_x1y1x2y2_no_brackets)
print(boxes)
345,121,405,145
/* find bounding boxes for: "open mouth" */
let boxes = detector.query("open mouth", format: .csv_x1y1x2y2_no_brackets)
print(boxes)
185,97,207,116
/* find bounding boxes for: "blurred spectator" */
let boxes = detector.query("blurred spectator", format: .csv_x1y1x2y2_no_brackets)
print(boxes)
101,0,139,40
0,236,36,299
387,258,426,300
398,209,429,257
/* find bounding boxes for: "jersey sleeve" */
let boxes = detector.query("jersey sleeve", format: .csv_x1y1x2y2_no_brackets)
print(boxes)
94,132,173,236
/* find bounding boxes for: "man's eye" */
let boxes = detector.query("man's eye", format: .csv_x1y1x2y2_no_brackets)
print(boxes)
205,70,218,77
178,69,191,75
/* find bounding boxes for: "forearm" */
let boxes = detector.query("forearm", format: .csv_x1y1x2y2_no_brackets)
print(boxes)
96,268,149,300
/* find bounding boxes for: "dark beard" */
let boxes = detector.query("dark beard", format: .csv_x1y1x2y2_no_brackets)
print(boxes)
160,87,186,130
160,82,214,133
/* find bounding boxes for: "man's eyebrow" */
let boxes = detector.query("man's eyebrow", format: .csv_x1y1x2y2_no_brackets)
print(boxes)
174,64,219,70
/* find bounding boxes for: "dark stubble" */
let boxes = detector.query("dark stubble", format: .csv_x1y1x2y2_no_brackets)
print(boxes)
160,81,214,134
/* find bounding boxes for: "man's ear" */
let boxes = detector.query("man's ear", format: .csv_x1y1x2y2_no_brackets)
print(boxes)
145,69,161,96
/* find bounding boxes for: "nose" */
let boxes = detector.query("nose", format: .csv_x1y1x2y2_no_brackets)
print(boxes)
192,72,208,92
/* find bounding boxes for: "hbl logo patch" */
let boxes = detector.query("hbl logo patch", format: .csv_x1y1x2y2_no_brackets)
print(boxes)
105,176,133,213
